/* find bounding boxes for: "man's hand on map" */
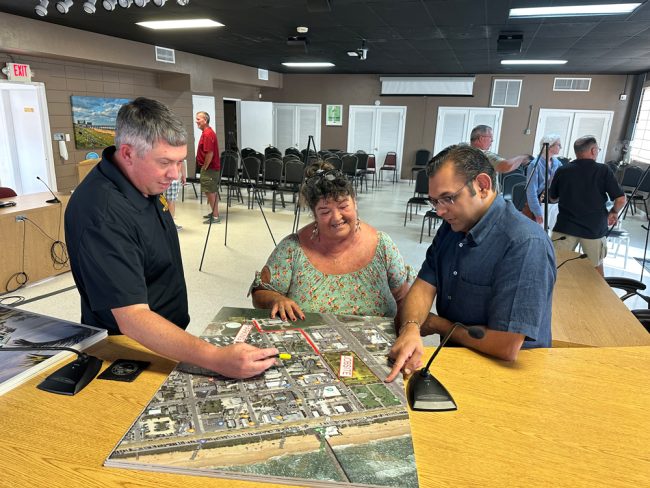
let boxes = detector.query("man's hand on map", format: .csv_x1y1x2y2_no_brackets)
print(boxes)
269,297,305,322
384,327,424,383
211,343,279,379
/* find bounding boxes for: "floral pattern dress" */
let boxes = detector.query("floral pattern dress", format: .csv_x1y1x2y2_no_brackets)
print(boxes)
252,232,413,317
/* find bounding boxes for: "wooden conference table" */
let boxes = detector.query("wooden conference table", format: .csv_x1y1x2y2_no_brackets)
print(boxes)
1,337,648,488
0,192,70,291
552,250,650,347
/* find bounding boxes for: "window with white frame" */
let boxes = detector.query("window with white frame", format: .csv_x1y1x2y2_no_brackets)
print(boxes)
630,87,650,164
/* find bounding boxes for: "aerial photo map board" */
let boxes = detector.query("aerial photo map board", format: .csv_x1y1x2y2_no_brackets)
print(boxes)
106,307,419,487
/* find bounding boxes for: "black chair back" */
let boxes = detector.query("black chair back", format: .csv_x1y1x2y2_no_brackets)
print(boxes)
511,182,527,211
414,149,431,166
241,147,256,159
221,153,239,180
285,161,305,186
264,158,283,184
341,155,358,177
413,168,429,196
241,156,261,184
502,173,526,198
356,153,369,171
285,147,301,157
621,165,643,188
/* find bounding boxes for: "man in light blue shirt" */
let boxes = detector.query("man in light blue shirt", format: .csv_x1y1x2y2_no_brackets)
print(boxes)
386,145,555,382
525,135,563,228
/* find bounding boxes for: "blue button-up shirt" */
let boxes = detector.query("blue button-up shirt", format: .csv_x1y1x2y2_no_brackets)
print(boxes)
418,196,556,348
526,156,562,217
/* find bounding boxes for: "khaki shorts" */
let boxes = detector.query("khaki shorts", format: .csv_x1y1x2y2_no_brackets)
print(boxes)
200,169,221,193
552,231,607,266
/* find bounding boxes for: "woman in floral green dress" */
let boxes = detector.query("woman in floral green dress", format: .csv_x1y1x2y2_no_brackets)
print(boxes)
251,162,413,321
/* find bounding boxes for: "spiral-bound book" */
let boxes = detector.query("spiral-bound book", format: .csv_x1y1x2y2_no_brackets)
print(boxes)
0,305,107,395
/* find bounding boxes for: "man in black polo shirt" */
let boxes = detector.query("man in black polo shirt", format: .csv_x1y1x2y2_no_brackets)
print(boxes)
66,97,278,379
549,135,626,276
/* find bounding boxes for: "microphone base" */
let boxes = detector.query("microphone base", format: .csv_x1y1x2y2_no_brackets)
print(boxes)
407,370,457,412
46,198,61,204
37,355,103,395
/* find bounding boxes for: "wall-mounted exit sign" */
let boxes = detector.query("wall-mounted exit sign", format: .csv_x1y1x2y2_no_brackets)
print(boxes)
5,63,32,82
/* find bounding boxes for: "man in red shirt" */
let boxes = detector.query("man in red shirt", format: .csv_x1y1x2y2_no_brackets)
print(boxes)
196,111,221,223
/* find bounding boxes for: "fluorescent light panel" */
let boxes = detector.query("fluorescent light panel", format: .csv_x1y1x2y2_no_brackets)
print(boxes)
501,60,567,65
509,3,641,18
282,62,335,67
137,19,223,29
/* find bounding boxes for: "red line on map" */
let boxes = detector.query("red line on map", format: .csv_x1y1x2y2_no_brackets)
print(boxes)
250,319,320,355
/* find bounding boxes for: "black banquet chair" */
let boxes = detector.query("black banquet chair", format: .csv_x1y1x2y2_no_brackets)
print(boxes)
404,169,430,226
410,149,431,185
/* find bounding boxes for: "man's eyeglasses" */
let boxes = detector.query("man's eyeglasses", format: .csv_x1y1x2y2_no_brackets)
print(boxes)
429,183,468,210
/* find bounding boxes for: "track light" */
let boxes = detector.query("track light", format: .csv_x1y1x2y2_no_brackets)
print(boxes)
177,0,189,5
118,0,133,6
102,0,117,10
134,0,149,6
55,0,73,13
35,0,49,16
83,0,97,13
152,0,166,5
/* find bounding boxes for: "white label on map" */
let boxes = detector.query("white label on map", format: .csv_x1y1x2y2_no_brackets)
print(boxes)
234,323,254,343
339,355,354,378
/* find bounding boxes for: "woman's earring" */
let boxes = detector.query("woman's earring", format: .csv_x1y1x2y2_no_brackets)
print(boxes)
356,217,361,233
311,222,319,240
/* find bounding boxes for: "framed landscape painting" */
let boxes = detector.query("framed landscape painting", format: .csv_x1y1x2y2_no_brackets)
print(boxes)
71,96,130,149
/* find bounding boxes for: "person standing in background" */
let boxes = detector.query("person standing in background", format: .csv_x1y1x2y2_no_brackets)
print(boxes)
196,111,221,224
549,135,626,276
523,135,563,231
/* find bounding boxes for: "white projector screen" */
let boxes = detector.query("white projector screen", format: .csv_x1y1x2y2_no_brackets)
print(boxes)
380,77,475,96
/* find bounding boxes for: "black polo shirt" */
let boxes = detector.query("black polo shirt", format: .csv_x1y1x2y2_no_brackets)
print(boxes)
65,146,189,334
548,158,624,239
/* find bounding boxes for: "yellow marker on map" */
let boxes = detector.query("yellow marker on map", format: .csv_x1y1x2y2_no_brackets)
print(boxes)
276,353,292,360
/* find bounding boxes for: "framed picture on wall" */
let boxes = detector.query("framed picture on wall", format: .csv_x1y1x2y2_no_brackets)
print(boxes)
325,104,343,126
71,96,130,149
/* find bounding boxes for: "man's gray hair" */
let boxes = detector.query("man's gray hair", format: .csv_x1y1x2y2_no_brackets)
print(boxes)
426,144,496,194
470,125,492,142
574,135,598,155
115,97,187,156
539,134,561,150
196,111,210,124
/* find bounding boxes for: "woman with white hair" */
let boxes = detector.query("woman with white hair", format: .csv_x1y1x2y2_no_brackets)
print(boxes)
524,134,563,231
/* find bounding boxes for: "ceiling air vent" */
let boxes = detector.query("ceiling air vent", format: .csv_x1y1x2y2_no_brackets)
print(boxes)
155,46,176,64
553,77,591,92
492,79,522,107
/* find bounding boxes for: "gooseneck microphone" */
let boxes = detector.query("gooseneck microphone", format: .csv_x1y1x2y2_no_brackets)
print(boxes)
0,346,102,395
407,322,484,411
36,176,60,204
552,235,566,243
557,253,588,269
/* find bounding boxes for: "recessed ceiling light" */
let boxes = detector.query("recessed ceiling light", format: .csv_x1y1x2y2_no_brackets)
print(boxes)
282,62,335,68
136,19,225,30
501,60,568,65
347,51,359,57
509,3,641,18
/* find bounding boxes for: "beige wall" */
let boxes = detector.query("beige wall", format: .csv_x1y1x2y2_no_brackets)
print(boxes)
266,74,634,178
